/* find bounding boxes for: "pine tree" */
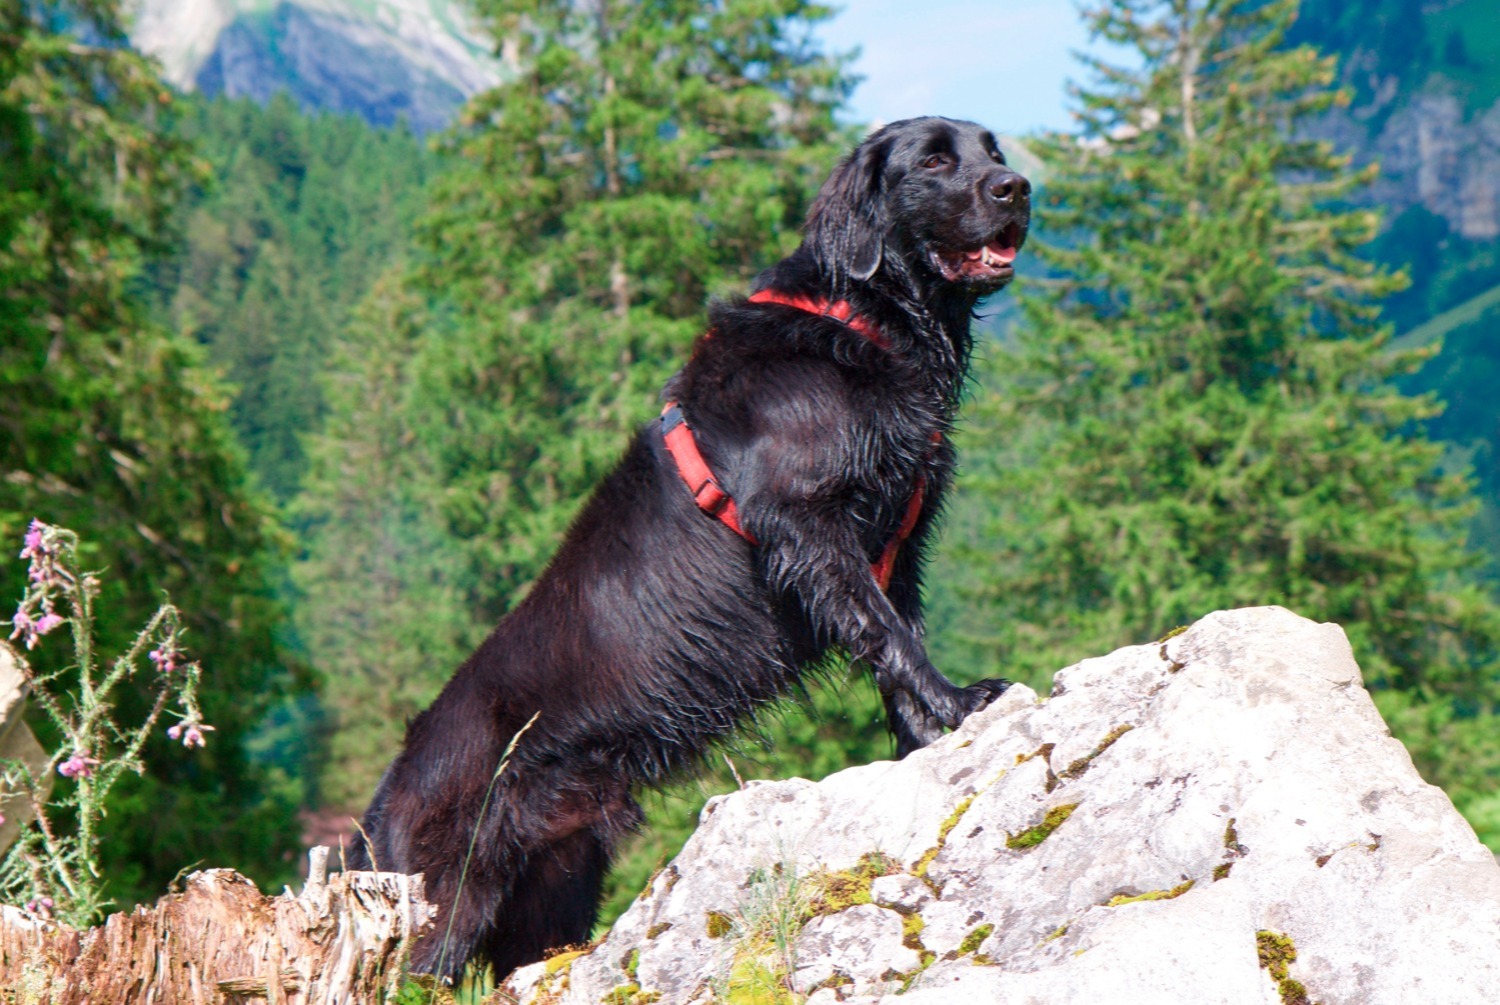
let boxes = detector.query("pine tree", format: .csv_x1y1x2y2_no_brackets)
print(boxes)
958,0,1500,841
291,273,477,812
0,0,302,899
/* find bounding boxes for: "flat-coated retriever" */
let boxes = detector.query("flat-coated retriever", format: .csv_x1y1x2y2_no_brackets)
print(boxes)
349,116,1031,981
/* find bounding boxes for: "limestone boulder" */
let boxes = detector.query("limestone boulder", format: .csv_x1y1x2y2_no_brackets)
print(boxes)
505,607,1500,1005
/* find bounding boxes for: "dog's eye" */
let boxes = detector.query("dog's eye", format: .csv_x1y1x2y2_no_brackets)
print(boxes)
989,149,1006,164
922,153,951,170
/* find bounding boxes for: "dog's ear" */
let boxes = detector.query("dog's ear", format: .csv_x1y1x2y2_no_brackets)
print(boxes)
805,135,892,284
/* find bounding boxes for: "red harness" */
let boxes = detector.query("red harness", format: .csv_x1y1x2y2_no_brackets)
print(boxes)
661,289,927,591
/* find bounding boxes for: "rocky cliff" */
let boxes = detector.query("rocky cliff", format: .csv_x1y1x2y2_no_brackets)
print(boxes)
1318,88,1500,241
128,0,500,133
1289,0,1500,241
506,607,1500,1004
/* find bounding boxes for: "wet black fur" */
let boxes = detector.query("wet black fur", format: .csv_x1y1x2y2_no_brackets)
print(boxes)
348,117,1032,982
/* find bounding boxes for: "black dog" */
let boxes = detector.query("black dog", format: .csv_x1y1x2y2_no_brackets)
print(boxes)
349,116,1030,981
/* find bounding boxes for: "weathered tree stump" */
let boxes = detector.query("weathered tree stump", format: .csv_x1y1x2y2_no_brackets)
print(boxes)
0,852,434,1004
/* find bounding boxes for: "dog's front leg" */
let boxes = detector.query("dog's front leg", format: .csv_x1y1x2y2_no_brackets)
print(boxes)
882,689,944,757
877,546,948,752
880,545,1011,754
750,502,992,735
737,387,1006,748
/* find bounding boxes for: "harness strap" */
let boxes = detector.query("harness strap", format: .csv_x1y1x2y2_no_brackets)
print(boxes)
747,289,887,347
660,403,754,544
662,290,929,590
872,475,926,591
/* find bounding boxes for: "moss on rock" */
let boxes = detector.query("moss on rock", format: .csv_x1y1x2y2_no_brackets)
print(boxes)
1006,803,1080,849
1058,725,1135,781
706,910,735,939
1257,930,1316,1005
957,922,994,955
1105,879,1194,907
803,851,900,919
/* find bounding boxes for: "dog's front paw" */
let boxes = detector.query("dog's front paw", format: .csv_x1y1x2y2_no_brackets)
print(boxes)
959,677,1012,716
921,673,1013,729
901,662,1014,730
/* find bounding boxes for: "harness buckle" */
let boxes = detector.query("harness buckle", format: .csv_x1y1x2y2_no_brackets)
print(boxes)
693,479,731,516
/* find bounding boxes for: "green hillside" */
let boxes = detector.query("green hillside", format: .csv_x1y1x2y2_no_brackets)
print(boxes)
1425,0,1500,111
1395,282,1500,353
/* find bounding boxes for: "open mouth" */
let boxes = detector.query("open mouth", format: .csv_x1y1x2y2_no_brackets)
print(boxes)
931,224,1024,284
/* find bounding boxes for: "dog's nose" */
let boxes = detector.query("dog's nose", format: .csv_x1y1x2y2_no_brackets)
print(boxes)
987,171,1030,206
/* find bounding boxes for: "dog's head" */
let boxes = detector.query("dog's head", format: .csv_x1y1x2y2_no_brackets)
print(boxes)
805,117,1031,296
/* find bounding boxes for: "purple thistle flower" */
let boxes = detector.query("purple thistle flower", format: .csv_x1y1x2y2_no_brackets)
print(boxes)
9,608,39,650
58,752,100,779
149,647,179,674
168,722,214,748
19,520,45,560
20,520,59,588
34,612,64,636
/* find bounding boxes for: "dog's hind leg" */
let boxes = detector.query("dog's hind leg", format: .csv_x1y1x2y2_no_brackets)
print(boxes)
407,859,509,984
481,784,641,978
404,796,603,982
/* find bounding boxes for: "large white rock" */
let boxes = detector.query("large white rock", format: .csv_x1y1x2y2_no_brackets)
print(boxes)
505,607,1500,1005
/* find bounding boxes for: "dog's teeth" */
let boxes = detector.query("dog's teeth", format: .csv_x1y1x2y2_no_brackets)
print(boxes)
980,246,996,266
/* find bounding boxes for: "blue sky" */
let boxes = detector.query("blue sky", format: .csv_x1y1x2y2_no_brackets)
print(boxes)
818,1,1105,136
